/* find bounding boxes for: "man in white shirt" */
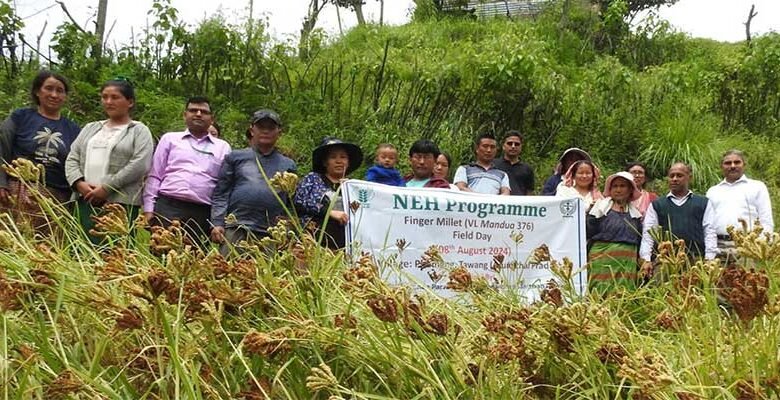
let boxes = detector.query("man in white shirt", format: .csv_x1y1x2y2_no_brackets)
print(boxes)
640,162,717,278
706,149,774,261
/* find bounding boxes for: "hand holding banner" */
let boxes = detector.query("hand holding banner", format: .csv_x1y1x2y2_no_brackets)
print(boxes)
342,180,587,300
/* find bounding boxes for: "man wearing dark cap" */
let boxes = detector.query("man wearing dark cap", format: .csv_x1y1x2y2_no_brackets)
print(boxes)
143,96,231,247
210,109,297,255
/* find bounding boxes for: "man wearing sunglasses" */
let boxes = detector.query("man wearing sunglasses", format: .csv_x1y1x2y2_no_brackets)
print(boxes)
493,130,535,195
143,96,231,247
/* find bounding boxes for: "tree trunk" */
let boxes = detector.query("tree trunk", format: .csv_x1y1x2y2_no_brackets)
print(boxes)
299,0,326,60
92,0,108,60
744,4,757,46
354,2,366,25
36,21,48,64
336,3,344,35
379,0,384,26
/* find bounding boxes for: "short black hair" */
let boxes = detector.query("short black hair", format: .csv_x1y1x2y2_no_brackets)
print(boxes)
409,139,440,158
474,132,497,147
31,70,69,105
670,161,692,175
626,162,649,188
625,161,647,172
503,130,523,143
186,96,211,110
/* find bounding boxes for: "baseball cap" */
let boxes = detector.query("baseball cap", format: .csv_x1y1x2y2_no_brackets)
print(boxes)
250,109,282,126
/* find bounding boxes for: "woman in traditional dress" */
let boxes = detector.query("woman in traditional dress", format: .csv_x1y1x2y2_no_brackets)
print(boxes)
586,171,643,295
294,137,363,250
65,78,154,243
0,71,80,233
626,162,657,217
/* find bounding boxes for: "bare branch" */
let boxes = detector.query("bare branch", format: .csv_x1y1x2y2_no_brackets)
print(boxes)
18,35,58,65
55,1,89,34
744,4,757,45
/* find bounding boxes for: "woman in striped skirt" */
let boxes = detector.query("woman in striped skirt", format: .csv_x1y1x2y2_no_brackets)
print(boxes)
586,171,643,295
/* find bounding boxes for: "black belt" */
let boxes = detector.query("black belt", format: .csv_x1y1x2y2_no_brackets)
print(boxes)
157,194,210,209
717,235,731,240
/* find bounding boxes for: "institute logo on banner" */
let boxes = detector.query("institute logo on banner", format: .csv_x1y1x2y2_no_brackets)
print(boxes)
356,187,376,209
559,199,577,218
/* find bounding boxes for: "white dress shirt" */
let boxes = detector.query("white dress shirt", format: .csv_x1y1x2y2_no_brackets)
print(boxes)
706,175,774,235
639,191,717,260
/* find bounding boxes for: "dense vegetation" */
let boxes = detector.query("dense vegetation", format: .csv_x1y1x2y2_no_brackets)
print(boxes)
2,1,780,398
1,0,780,199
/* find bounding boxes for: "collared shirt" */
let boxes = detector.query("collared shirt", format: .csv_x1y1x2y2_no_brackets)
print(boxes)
639,191,717,260
493,157,534,195
453,162,510,195
210,147,297,233
405,178,429,188
706,175,774,235
143,130,231,212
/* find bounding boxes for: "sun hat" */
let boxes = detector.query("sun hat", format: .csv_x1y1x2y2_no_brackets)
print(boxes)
554,147,592,174
603,171,641,201
311,137,364,176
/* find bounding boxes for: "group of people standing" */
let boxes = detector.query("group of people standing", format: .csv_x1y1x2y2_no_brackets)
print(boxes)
541,145,773,294
0,71,775,295
360,123,774,295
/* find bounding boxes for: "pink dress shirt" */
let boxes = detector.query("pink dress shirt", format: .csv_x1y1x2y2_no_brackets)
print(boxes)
142,131,231,212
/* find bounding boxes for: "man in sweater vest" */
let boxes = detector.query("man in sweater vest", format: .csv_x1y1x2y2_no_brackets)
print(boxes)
639,162,717,278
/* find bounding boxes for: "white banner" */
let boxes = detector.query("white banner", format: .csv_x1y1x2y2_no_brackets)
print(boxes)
342,180,587,300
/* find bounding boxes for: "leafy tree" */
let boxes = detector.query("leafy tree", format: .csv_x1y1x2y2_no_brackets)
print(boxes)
591,0,680,19
0,0,23,76
51,23,95,71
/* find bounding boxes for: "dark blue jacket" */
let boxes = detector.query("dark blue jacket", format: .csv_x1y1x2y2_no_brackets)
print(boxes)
210,148,297,233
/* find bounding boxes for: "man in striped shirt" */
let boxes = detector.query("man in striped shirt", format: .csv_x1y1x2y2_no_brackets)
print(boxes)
453,132,510,195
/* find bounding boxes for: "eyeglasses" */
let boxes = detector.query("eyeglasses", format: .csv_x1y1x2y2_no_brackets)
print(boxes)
187,108,212,115
505,142,522,147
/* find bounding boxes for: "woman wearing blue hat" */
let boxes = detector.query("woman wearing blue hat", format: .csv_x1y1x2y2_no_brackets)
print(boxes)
294,137,363,250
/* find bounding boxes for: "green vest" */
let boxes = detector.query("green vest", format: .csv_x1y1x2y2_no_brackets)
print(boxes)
652,194,708,259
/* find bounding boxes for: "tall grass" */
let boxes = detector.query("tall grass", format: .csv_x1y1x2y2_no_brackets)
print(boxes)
1,182,780,399
640,99,722,192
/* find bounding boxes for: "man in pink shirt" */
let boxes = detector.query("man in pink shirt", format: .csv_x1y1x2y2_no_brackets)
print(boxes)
143,96,231,246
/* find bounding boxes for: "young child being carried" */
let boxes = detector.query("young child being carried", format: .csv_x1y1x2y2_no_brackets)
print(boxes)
365,143,405,186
